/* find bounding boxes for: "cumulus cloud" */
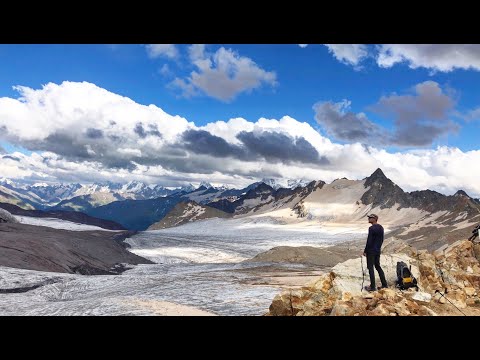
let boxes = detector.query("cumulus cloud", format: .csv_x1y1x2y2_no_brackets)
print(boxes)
3,141,480,198
371,81,459,146
133,122,162,139
172,45,277,102
324,44,368,67
324,45,480,73
179,128,327,165
313,100,389,144
145,44,178,59
0,81,193,170
236,131,327,165
314,81,460,147
181,129,246,159
377,44,480,72
298,44,308,48
0,82,329,187
2,81,479,197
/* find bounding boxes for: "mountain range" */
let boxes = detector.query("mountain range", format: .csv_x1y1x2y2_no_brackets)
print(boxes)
1,170,480,240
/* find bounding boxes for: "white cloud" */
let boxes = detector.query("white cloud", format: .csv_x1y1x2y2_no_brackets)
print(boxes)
376,44,480,72
1,81,480,197
0,81,192,143
188,44,206,61
172,45,277,102
324,44,368,67
298,44,308,48
314,81,459,147
465,107,480,122
324,44,480,73
145,44,178,59
159,64,172,77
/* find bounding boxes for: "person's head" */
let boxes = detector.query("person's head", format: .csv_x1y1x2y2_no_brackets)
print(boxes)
367,214,378,224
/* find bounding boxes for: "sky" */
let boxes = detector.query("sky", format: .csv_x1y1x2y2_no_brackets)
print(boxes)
0,44,480,197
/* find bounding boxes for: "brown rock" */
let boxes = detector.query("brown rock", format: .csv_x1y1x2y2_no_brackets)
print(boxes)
330,301,356,316
267,237,480,316
464,287,476,297
379,288,398,301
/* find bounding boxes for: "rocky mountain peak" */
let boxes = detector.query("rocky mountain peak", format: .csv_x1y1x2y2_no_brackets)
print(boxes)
362,168,408,209
199,181,214,189
254,182,274,193
455,190,470,198
364,168,389,187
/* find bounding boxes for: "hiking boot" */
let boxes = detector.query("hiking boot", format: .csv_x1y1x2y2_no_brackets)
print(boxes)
364,285,376,292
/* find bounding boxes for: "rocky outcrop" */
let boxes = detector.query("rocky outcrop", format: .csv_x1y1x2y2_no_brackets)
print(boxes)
245,246,357,267
0,208,18,223
267,240,480,316
148,201,231,230
293,201,307,218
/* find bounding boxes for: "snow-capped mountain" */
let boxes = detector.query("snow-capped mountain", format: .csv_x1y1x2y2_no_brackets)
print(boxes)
287,179,311,190
198,181,214,189
0,178,196,210
179,183,196,193
261,178,311,190
27,183,84,203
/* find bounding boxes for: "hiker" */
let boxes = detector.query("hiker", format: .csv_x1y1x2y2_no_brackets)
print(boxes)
468,224,479,242
362,214,388,292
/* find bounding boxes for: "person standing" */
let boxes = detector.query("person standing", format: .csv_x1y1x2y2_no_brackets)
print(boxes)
362,214,388,291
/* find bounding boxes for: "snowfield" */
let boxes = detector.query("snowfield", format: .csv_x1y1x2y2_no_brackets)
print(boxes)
17,216,119,231
127,217,365,264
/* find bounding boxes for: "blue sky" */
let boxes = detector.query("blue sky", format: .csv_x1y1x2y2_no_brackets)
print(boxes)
1,44,480,196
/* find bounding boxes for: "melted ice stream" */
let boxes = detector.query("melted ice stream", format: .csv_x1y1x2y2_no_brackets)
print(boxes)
0,218,365,316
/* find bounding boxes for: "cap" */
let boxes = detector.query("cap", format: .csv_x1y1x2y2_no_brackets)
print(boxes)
367,214,378,219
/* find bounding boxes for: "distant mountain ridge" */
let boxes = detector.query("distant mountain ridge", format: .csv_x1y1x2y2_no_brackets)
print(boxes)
0,202,126,230
0,178,230,211
2,170,480,236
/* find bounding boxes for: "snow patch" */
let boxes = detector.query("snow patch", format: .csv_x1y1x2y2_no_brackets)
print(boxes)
17,216,119,231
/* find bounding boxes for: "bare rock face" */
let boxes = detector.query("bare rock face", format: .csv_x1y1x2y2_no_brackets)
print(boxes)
267,240,480,316
293,201,308,218
0,208,18,223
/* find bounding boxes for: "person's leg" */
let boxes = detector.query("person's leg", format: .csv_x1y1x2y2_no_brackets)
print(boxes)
374,254,388,288
366,253,376,289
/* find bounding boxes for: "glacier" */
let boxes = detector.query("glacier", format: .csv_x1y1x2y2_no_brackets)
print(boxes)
0,217,365,315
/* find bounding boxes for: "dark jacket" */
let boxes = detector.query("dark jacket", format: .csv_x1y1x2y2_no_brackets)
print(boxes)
364,223,384,254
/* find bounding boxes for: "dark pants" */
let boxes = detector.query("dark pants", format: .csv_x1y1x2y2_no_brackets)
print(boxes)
366,253,388,289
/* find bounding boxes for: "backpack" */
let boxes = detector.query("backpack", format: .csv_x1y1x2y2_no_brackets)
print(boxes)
396,261,418,290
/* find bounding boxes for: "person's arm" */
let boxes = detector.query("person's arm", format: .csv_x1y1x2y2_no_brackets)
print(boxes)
364,227,373,254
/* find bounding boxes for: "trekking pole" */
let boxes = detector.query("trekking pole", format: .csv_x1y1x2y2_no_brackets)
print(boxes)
360,255,365,292
435,289,467,316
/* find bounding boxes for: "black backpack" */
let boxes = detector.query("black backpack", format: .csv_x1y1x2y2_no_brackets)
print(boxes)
396,261,418,290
